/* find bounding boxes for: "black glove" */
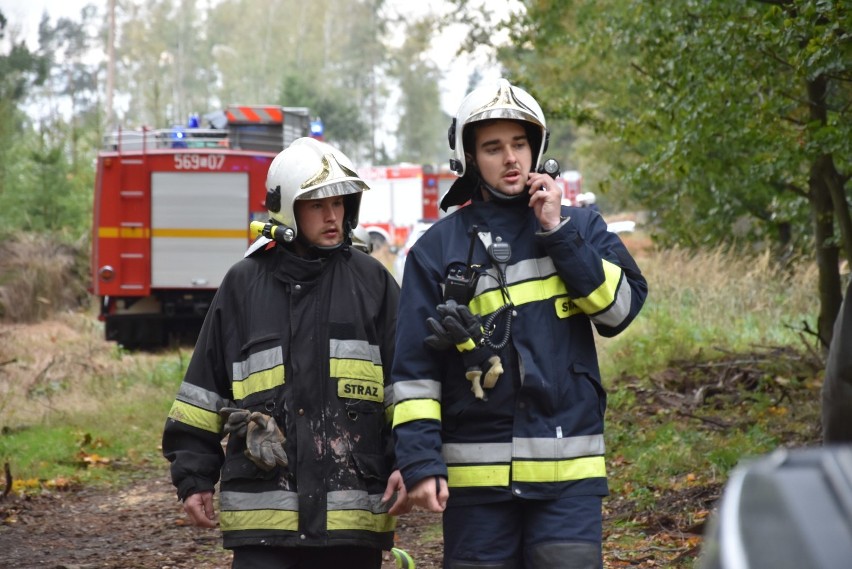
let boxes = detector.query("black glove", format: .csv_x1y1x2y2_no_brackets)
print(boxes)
423,300,503,399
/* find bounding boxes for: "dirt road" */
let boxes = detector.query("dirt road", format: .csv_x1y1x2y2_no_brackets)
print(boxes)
0,465,442,569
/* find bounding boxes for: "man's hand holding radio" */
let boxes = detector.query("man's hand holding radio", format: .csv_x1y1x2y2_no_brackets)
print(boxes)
424,300,503,399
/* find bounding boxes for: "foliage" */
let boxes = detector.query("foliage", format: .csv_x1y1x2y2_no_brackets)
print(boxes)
453,0,851,344
388,16,449,165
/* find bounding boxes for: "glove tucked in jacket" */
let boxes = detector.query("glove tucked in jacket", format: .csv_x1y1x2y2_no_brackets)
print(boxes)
220,407,288,471
424,299,503,399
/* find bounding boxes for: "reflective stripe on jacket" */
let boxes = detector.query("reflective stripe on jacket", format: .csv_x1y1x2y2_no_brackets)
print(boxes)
163,243,399,550
392,201,647,506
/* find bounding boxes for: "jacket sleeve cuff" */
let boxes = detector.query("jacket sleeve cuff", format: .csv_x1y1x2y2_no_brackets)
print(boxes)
177,476,216,501
537,215,571,237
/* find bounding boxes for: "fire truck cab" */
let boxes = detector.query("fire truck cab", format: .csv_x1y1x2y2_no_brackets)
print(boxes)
91,106,310,348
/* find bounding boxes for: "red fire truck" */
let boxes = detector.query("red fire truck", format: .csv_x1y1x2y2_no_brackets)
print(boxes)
90,105,311,348
357,163,456,245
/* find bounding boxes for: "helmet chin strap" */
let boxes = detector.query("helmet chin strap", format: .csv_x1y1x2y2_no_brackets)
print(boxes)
292,220,352,258
473,166,531,207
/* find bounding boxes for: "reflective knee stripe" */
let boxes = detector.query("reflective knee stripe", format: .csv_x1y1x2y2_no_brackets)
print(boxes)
232,346,285,400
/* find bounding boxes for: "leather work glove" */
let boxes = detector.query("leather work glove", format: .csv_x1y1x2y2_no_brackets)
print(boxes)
424,300,504,400
219,408,288,471
220,407,251,437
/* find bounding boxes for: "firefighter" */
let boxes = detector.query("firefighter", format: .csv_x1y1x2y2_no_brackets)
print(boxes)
391,79,648,569
163,137,408,569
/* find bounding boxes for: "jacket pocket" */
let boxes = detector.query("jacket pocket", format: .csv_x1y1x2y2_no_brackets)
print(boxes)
571,361,607,419
220,451,280,482
351,451,391,483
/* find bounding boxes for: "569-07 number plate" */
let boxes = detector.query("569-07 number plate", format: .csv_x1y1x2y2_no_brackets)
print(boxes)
173,155,226,170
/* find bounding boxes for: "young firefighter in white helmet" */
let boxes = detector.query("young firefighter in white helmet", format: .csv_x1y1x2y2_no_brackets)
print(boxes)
391,79,648,569
163,137,410,568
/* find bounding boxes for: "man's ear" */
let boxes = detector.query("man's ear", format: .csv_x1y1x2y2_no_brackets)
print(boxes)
465,152,476,169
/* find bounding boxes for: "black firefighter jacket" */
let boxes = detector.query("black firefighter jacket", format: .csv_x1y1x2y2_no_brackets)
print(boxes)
163,241,400,551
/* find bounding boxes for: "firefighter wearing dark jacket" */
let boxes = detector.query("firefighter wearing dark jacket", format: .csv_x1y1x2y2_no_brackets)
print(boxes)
391,79,648,569
163,138,409,569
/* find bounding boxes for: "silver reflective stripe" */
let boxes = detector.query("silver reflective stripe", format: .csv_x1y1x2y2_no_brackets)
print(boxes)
474,256,557,297
590,276,633,328
513,434,605,459
384,383,395,408
394,379,441,401
330,338,382,364
442,435,605,464
176,381,230,412
393,379,441,401
443,442,512,464
506,257,556,284
328,490,391,513
233,346,284,382
220,490,298,511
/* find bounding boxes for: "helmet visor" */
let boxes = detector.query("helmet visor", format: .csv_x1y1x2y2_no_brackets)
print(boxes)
299,179,369,200
296,151,370,200
469,107,544,128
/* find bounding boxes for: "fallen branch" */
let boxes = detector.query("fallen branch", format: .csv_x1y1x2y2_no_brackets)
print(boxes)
676,410,731,429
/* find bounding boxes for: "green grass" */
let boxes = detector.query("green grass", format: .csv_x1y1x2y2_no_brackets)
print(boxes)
0,349,187,490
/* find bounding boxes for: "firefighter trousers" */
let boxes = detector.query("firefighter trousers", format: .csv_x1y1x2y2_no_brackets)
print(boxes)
442,495,603,569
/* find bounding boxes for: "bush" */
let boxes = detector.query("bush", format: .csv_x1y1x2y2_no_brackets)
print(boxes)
0,233,90,322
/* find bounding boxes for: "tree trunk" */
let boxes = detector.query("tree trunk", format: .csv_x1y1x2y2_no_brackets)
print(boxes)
807,76,843,349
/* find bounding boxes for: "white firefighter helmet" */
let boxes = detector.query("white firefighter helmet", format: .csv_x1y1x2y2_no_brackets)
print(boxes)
264,137,369,242
441,78,549,210
351,224,371,253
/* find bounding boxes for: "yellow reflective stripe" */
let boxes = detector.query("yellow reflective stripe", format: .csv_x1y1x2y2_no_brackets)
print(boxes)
392,399,441,427
220,509,298,532
384,404,394,425
338,378,383,402
327,509,396,533
572,260,622,314
447,464,511,487
98,226,150,239
456,338,476,352
392,548,415,569
330,358,383,382
167,399,220,433
470,275,567,315
512,456,607,483
152,228,247,239
554,296,583,319
232,365,284,400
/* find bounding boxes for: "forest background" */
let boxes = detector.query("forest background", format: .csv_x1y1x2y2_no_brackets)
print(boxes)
0,0,849,343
